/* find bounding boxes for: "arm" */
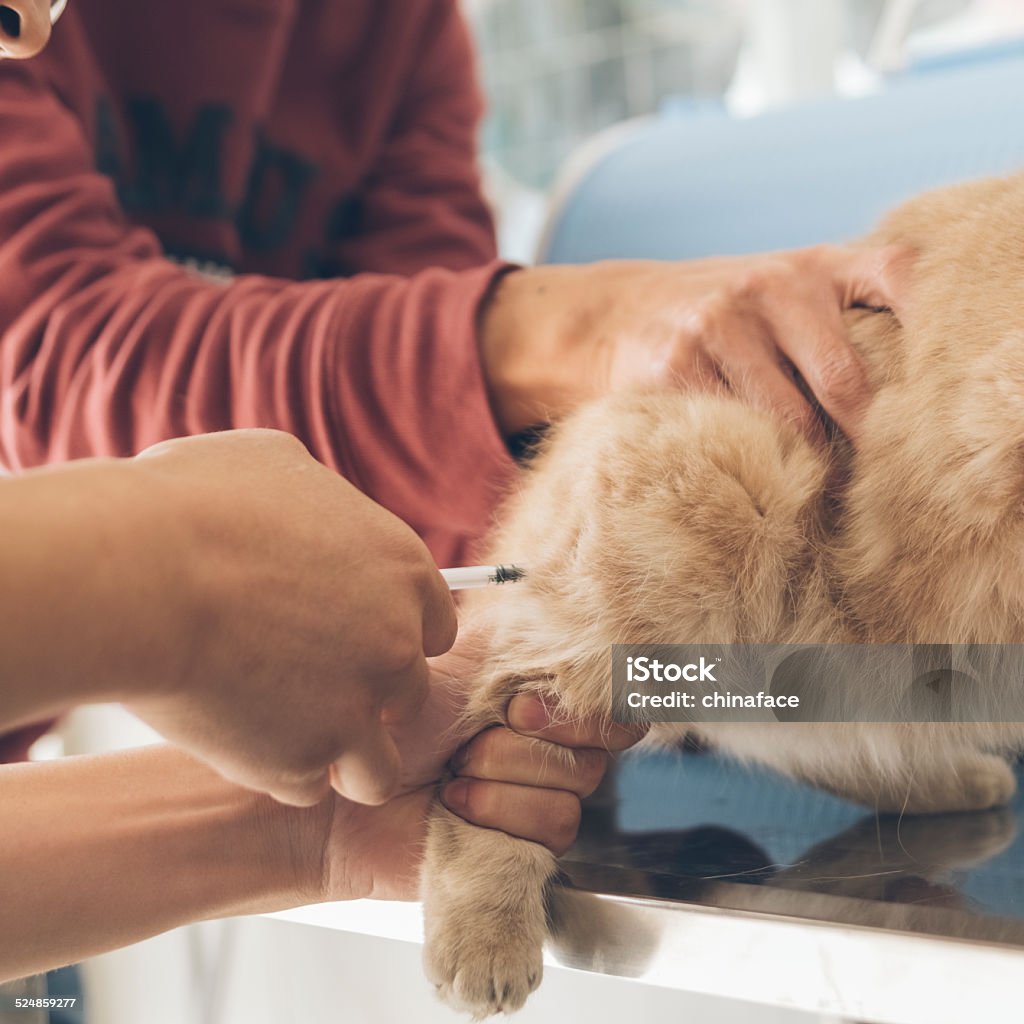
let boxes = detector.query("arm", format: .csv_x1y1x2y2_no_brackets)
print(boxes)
326,0,497,277
0,453,184,732
0,704,639,982
0,64,514,554
0,54,912,524
0,746,307,981
481,250,915,444
0,430,459,806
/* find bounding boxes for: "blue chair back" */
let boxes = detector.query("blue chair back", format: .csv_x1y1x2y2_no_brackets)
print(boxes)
540,46,1024,263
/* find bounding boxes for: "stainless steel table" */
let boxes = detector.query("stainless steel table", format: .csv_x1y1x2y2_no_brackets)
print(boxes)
274,749,1024,1023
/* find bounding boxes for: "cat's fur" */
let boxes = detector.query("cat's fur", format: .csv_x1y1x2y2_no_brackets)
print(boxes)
423,173,1024,1016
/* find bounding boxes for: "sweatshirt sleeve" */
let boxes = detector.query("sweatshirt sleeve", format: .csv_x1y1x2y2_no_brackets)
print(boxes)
327,0,498,277
0,68,518,562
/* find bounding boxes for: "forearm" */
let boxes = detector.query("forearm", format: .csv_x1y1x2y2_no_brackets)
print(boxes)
0,75,515,560
479,258,727,434
478,264,591,435
3,245,516,559
0,745,317,982
0,458,187,730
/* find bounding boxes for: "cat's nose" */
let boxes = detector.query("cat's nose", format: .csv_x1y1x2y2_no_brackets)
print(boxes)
0,0,52,60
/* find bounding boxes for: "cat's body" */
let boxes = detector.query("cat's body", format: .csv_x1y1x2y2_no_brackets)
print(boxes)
423,173,1024,1016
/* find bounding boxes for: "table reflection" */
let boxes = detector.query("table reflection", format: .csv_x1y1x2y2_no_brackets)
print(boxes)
547,746,1024,973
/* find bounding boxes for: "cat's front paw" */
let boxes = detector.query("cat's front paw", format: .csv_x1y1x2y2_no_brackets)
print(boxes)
424,916,543,1018
935,755,1016,813
887,755,1016,814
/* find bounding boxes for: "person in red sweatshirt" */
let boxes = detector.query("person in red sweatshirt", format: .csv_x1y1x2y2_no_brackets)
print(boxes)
0,0,644,979
0,0,908,561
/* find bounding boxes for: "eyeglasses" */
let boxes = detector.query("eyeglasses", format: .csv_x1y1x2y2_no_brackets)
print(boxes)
49,0,66,25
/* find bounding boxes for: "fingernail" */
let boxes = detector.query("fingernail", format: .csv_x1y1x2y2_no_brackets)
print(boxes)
507,694,549,733
442,778,469,812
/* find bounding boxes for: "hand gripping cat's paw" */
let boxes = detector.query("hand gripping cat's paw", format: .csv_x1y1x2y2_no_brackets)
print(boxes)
424,918,543,1018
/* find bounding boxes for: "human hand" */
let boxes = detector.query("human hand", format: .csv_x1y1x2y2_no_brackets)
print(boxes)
122,429,457,807
296,650,645,901
440,694,641,855
480,246,915,444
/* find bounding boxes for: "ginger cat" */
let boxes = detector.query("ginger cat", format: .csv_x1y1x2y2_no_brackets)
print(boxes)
423,173,1024,1016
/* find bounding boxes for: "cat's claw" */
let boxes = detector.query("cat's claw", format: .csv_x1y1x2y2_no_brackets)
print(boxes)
426,934,542,1018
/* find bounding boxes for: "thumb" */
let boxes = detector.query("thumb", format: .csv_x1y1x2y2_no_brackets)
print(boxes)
330,724,403,806
387,650,484,786
266,769,333,808
421,566,459,658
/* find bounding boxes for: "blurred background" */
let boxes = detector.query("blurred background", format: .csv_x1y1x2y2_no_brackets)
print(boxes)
463,0,1024,259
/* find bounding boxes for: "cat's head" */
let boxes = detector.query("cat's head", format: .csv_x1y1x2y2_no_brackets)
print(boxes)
841,173,1024,637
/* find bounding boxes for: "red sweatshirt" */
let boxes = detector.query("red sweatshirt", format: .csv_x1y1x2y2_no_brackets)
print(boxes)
0,0,517,565
0,0,520,761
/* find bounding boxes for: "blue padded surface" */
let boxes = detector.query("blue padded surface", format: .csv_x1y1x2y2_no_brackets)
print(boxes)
541,52,1024,264
611,750,1024,921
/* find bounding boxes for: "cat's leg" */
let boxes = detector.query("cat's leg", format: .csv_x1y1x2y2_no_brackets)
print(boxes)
687,723,1017,814
422,800,557,1018
817,750,1016,814
419,391,828,1016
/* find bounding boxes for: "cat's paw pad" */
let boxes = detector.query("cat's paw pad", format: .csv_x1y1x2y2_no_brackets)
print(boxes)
425,930,542,1018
